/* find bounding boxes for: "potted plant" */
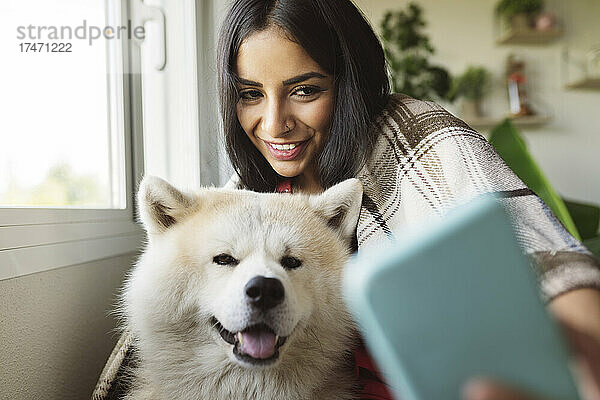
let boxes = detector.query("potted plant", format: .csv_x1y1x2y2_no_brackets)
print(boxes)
380,3,451,101
448,66,492,118
495,0,544,30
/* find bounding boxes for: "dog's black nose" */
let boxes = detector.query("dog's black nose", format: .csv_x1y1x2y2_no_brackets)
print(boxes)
244,276,284,310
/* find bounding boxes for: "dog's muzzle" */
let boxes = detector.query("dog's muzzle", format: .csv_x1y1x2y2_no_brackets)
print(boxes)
212,275,289,366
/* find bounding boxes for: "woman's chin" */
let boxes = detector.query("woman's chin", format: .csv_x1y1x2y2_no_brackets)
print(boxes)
271,164,302,179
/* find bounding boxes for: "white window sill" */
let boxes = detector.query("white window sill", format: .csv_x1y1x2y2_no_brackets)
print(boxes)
0,217,143,281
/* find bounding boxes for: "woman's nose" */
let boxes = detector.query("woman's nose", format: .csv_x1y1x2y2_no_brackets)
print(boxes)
261,99,294,138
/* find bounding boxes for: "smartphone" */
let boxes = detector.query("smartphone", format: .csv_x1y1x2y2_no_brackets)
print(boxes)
343,195,580,400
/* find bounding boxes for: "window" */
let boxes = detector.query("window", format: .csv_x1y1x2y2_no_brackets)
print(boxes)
0,0,142,280
1,0,127,209
0,0,227,280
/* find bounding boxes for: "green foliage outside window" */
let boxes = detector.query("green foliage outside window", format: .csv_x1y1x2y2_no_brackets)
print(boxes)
1,163,107,207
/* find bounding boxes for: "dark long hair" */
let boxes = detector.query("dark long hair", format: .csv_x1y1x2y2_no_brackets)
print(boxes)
218,0,390,192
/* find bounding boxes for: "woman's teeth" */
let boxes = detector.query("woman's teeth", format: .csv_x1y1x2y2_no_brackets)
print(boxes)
270,143,298,151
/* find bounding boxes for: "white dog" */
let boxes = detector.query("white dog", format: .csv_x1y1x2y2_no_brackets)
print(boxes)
120,176,364,399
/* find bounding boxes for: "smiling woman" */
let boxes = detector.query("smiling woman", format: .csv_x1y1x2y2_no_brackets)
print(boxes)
234,27,335,193
217,0,389,193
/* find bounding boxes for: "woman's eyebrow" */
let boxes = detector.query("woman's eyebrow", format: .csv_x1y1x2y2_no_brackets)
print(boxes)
283,72,326,86
234,71,327,87
234,76,262,87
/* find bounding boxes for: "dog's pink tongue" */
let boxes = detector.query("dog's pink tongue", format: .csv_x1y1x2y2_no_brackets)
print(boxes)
240,331,276,359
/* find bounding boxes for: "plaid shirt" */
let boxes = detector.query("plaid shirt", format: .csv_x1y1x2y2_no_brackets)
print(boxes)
355,94,600,301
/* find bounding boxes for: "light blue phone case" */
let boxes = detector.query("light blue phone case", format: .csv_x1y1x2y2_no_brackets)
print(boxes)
344,195,580,400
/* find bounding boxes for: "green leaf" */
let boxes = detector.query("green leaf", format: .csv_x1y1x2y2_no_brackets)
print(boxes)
489,120,581,240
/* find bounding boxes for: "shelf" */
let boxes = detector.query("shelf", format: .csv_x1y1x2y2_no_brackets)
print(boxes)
497,28,563,45
565,78,600,90
464,115,552,130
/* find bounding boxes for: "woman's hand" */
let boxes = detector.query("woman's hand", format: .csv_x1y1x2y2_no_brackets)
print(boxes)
462,378,544,400
462,320,600,400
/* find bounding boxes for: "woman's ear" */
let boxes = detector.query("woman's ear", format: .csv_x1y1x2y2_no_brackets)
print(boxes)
137,176,194,235
309,178,363,241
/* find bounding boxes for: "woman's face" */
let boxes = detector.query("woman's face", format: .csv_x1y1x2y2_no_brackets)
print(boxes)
235,27,334,183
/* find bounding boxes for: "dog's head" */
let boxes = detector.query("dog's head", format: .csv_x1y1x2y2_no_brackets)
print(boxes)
126,176,362,372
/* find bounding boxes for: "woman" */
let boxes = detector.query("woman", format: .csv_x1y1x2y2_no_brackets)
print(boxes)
217,0,600,399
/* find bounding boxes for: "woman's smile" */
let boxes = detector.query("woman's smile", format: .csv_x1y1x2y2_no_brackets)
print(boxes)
262,139,310,161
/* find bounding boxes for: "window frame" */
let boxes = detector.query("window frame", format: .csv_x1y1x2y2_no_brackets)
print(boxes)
0,0,143,281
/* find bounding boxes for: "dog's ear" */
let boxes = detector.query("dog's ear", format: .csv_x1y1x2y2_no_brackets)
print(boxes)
137,176,194,234
309,178,363,240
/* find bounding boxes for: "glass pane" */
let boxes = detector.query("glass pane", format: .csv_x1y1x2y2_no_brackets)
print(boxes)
0,0,124,208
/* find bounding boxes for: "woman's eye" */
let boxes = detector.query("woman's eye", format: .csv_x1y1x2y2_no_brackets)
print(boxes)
238,89,262,101
281,256,302,270
292,85,322,98
213,253,239,266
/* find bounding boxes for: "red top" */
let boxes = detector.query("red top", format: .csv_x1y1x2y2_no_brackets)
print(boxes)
276,179,395,400
276,179,292,193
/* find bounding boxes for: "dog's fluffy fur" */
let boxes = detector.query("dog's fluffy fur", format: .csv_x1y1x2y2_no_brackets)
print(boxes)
120,176,363,399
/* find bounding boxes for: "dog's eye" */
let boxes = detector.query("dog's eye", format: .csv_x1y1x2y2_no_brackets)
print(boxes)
281,256,302,270
213,254,239,266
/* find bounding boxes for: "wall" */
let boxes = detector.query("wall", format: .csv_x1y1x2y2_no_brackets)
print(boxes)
0,253,136,400
354,0,600,205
